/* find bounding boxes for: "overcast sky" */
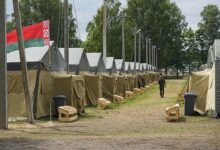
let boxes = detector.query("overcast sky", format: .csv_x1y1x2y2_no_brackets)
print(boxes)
6,0,220,41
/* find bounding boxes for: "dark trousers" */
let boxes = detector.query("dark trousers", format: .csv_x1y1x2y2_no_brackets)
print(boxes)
160,87,164,98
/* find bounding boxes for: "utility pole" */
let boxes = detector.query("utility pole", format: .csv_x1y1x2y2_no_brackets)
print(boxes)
156,48,158,70
64,0,69,73
149,39,151,70
152,45,154,71
146,38,148,65
103,0,107,65
121,12,125,72
0,0,7,129
138,32,141,68
134,27,137,72
13,0,34,123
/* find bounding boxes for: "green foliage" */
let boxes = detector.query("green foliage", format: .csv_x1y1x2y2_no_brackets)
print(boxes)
7,0,82,47
197,4,220,63
84,0,122,59
84,0,187,70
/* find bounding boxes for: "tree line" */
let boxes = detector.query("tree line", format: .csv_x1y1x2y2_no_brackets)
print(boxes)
7,0,220,74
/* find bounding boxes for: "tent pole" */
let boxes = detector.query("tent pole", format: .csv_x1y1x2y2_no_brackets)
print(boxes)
0,0,8,129
13,0,34,124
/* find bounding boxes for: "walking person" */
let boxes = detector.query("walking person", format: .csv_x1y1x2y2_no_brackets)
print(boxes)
158,76,166,98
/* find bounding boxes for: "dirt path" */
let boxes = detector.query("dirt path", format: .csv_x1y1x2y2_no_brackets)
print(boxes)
0,80,220,149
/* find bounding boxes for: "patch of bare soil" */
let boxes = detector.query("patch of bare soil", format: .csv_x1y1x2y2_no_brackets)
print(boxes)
0,80,220,149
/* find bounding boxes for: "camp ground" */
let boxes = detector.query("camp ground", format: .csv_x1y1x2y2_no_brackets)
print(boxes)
1,0,220,149
59,48,90,75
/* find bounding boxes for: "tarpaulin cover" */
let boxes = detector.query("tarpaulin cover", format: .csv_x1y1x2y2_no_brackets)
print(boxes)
189,69,212,113
84,74,102,106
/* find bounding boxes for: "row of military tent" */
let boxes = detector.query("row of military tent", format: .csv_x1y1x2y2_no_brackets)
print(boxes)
188,39,220,115
7,41,159,119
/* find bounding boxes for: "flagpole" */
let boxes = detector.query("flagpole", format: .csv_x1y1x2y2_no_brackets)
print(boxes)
13,0,34,124
0,0,8,129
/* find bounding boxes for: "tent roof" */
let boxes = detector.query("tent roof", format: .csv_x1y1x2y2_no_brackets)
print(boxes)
142,63,147,70
130,62,135,70
86,52,102,67
136,63,139,70
125,62,130,71
7,41,54,63
59,48,84,65
115,59,123,70
106,57,114,69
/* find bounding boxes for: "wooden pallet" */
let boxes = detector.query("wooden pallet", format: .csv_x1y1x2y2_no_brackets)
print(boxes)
125,91,134,100
140,87,145,93
58,106,77,122
97,98,111,109
165,104,180,122
145,85,150,90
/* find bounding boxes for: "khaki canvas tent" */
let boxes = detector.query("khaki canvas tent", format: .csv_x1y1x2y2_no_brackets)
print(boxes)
106,57,117,75
101,74,116,101
84,74,102,106
51,73,85,115
86,53,106,74
189,39,220,114
115,59,125,73
7,42,66,119
59,48,90,75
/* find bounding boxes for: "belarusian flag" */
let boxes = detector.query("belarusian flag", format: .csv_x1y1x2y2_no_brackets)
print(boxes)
7,20,50,53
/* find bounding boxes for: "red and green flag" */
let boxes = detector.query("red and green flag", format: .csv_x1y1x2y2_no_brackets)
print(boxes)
7,20,50,53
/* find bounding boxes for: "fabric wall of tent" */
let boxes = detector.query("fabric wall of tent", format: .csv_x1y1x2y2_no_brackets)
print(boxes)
86,53,106,74
84,74,102,106
137,74,146,88
143,73,151,85
106,57,117,75
115,59,125,73
188,39,220,114
51,73,85,115
7,42,66,119
101,74,116,101
59,48,90,75
115,75,126,97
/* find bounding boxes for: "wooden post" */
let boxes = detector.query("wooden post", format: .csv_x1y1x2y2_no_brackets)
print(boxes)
121,13,125,72
103,0,107,66
64,0,69,74
146,38,148,70
13,0,34,123
0,0,8,129
134,27,137,73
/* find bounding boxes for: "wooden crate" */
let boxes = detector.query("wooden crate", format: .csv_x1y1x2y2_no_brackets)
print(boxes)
58,106,77,122
113,95,124,104
125,91,134,100
165,104,180,122
133,88,141,95
97,98,111,109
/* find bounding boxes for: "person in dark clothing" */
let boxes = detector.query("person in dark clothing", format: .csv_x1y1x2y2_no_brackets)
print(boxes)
158,76,166,98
